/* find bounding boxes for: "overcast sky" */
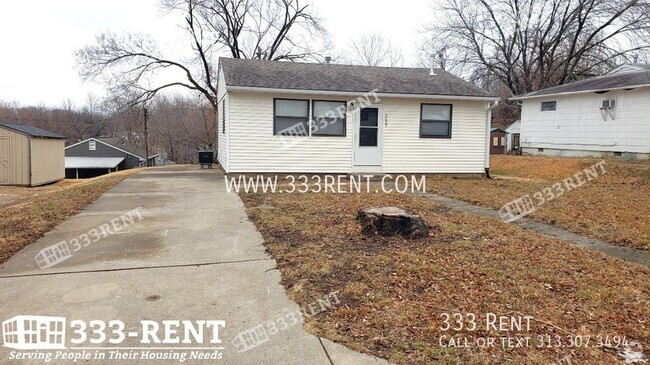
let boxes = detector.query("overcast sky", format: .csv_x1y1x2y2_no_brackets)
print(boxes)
0,0,431,107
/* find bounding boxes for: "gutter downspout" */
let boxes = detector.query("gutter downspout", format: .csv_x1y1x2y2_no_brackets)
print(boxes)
485,100,500,179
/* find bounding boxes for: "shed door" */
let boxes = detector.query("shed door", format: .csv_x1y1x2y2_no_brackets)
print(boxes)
0,137,8,183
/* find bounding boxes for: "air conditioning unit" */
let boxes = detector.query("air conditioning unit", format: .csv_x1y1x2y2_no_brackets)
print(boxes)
198,150,215,169
601,99,616,109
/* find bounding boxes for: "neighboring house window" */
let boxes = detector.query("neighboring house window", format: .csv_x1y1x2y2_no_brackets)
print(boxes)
274,99,309,136
493,137,499,146
221,98,226,134
500,137,506,146
541,101,557,111
311,100,346,136
89,140,96,151
420,104,452,138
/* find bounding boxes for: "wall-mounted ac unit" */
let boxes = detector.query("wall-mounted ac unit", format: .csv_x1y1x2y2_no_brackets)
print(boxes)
601,99,616,109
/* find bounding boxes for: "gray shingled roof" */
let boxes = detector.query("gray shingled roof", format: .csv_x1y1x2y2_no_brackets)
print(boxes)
220,58,496,98
514,70,650,99
0,122,66,139
97,137,157,159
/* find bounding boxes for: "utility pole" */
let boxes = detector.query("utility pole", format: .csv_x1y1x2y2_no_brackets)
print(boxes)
143,107,150,167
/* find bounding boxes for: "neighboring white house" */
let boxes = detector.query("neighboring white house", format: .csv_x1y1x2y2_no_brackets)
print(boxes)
512,64,650,160
216,58,499,174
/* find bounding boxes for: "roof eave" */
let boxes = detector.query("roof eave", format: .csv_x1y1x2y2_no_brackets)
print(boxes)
511,83,650,100
226,85,499,101
0,124,65,139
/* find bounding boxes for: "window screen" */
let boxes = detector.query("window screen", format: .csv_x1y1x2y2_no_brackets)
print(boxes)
312,101,346,136
541,101,557,111
274,99,309,136
420,104,452,138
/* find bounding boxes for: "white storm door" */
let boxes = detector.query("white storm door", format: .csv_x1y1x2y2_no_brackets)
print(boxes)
354,106,382,166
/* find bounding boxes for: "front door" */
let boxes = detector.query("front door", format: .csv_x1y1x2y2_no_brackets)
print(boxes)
354,106,382,166
0,137,8,184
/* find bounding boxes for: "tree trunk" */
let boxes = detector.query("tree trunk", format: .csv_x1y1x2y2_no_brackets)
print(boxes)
357,207,430,239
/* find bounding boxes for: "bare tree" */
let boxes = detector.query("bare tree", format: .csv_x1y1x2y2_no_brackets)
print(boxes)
347,33,404,67
425,0,650,96
147,95,216,163
76,0,329,110
0,97,109,143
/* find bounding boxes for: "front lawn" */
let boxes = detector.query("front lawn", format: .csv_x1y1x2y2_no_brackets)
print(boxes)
241,191,649,364
427,156,649,250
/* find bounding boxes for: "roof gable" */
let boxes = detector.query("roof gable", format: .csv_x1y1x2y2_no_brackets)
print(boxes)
220,58,495,99
0,122,66,139
65,138,158,160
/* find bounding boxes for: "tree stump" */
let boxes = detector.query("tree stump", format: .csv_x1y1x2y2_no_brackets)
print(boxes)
357,207,429,239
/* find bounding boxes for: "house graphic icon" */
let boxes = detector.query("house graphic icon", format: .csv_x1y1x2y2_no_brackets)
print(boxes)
2,315,67,350
35,241,73,269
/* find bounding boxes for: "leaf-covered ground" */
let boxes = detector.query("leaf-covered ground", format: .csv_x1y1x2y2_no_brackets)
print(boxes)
0,169,141,264
427,156,650,250
241,191,649,364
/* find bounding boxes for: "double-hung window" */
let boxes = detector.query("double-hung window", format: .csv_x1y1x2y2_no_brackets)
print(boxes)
274,99,309,136
420,104,452,138
311,100,346,136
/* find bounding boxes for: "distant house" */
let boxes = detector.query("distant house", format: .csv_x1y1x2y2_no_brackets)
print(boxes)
216,58,500,174
490,128,507,155
0,122,65,186
65,137,158,179
513,64,650,160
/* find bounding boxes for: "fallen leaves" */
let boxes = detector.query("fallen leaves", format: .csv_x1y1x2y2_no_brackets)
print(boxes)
241,189,650,365
428,156,650,250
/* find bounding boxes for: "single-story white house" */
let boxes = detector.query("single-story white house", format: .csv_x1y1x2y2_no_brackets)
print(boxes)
216,58,500,174
512,63,650,160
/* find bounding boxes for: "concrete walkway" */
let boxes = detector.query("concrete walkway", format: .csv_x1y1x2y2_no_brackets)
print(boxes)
0,167,387,365
415,192,650,267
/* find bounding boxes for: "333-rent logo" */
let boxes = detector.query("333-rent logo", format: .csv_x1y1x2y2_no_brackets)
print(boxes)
2,315,226,350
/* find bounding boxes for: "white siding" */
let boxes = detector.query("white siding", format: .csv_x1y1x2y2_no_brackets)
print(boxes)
224,91,489,173
382,98,488,173
228,92,353,173
217,66,230,171
520,88,650,155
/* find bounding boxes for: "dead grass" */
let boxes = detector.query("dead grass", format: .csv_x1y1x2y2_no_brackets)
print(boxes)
0,169,142,264
241,191,650,364
427,156,650,250
0,180,84,208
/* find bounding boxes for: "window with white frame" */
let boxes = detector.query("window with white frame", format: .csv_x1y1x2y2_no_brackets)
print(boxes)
89,140,96,151
541,101,557,111
311,100,346,136
274,99,309,136
420,104,452,138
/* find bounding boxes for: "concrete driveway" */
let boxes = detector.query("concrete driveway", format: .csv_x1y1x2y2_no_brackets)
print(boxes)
0,167,386,365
